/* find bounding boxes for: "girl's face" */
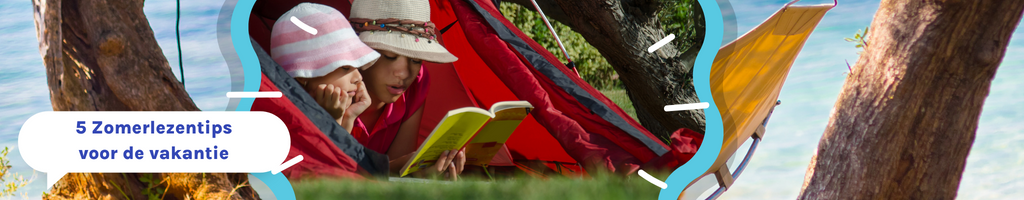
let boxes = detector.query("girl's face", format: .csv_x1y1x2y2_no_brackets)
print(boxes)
362,50,423,103
299,64,367,98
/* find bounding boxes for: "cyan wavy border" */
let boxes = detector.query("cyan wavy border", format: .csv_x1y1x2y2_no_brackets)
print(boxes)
226,0,298,199
658,0,725,199
225,0,723,198
230,0,259,112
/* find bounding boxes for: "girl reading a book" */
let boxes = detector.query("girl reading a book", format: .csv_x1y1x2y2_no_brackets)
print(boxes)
348,0,466,179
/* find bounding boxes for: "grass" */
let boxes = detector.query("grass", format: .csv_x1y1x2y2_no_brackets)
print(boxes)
292,172,667,200
599,88,638,120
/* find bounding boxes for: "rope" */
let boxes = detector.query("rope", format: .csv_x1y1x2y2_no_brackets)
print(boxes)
176,0,185,88
349,18,439,42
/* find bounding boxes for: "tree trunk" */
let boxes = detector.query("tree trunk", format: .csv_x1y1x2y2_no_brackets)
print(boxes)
799,0,1024,199
506,0,707,137
33,0,258,199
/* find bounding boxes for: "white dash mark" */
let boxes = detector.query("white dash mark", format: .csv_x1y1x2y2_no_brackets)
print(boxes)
647,34,676,53
638,169,668,189
664,102,710,112
290,16,318,35
272,155,304,175
226,92,283,98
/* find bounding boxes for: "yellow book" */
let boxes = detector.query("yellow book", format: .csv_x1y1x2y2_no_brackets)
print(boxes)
399,101,533,177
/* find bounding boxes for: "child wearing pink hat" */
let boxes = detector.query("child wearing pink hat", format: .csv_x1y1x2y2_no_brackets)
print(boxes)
270,3,380,133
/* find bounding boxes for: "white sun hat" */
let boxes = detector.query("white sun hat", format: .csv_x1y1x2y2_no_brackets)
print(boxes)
349,0,458,63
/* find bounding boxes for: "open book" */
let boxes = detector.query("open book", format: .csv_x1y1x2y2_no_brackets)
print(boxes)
399,101,533,177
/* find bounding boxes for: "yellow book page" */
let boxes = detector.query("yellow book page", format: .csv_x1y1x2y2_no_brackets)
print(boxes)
465,107,530,166
400,109,491,177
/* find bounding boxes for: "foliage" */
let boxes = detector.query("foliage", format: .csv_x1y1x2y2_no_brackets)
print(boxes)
845,26,870,54
843,26,870,73
138,173,167,200
498,3,617,89
0,147,32,198
498,1,700,89
659,0,702,53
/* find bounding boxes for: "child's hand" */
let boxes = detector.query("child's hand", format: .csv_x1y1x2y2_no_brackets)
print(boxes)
314,84,352,120
410,148,465,181
345,81,371,119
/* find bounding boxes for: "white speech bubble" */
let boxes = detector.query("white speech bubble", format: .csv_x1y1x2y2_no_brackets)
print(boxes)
18,111,292,189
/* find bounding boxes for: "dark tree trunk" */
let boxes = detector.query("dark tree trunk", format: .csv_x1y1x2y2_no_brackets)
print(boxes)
505,0,707,137
799,0,1024,199
33,0,258,199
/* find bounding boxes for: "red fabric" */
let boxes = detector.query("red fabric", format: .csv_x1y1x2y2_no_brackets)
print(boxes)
251,74,363,180
485,0,665,162
643,128,704,171
451,0,632,172
350,67,430,154
468,0,654,147
504,115,576,163
450,0,704,173
250,14,274,54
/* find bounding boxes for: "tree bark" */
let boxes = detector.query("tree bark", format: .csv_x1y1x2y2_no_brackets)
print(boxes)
799,0,1024,199
33,0,258,199
505,0,707,137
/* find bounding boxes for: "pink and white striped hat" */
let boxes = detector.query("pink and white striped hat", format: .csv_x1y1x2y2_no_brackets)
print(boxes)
271,3,380,78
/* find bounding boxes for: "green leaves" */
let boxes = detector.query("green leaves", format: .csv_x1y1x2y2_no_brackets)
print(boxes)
499,2,617,89
139,173,166,200
845,26,870,54
659,0,699,52
498,1,698,90
0,147,32,198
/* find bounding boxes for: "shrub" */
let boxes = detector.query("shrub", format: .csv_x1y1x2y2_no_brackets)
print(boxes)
498,1,699,90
